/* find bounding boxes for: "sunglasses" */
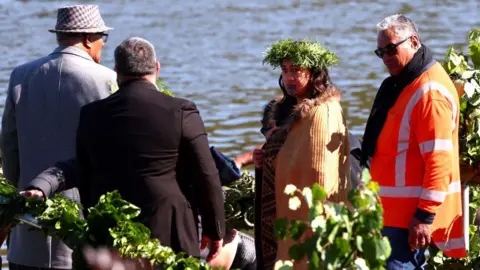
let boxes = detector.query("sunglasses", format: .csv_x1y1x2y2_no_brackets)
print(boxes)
374,36,411,58
85,33,109,43
97,33,109,43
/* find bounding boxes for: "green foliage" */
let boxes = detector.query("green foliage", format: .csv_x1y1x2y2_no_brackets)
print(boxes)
426,28,480,268
36,194,86,249
224,172,255,230
108,80,119,94
96,192,212,270
156,77,174,96
468,30,480,69
0,178,213,270
425,186,480,269
443,29,480,170
0,178,45,229
262,38,339,70
86,191,142,248
274,169,391,270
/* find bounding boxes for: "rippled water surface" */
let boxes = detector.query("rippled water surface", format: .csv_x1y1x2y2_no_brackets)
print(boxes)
0,0,478,158
0,0,478,266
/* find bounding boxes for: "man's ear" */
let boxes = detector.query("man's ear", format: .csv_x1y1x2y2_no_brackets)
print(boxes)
411,35,421,50
83,34,92,49
155,60,161,77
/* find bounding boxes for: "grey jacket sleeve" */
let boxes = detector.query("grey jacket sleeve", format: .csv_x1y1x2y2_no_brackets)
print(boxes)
0,71,20,186
27,158,79,197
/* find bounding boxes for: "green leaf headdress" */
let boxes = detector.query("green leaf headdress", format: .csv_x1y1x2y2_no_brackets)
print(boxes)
262,38,339,70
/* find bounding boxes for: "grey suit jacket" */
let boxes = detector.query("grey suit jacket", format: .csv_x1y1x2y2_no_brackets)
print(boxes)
0,46,116,269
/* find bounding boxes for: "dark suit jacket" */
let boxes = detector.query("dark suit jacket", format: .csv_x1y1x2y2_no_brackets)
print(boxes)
73,79,225,256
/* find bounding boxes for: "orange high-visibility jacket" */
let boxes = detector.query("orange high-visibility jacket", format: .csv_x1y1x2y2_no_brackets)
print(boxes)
370,62,466,258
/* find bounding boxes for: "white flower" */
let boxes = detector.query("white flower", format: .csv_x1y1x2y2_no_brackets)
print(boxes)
302,187,312,207
284,184,297,195
274,260,294,270
311,216,326,231
288,196,301,211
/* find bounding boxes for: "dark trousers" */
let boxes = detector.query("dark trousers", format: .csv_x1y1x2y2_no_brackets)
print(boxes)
382,227,427,270
8,263,70,270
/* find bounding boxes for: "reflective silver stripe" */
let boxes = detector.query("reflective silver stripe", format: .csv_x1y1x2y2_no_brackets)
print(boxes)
380,182,461,202
398,142,409,152
395,82,457,187
419,139,453,155
379,186,421,198
435,237,466,251
395,151,407,186
420,182,461,203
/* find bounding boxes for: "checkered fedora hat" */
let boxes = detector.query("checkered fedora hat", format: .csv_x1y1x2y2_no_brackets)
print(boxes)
49,5,113,33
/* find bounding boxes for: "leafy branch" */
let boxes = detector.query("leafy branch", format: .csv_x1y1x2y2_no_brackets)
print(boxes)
425,185,480,269
425,28,480,269
274,169,391,270
443,29,480,175
224,172,255,231
156,77,174,97
0,178,45,229
0,178,214,270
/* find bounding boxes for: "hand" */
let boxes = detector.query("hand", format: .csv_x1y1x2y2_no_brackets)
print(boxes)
83,246,154,270
234,160,243,170
408,218,432,251
253,149,264,169
204,229,239,269
265,126,280,140
19,189,44,199
200,235,223,263
234,144,265,169
234,153,251,170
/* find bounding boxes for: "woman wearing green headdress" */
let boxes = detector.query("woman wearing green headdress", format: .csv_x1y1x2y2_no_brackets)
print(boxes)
256,38,351,269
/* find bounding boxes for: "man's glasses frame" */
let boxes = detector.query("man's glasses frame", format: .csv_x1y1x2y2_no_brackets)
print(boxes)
97,32,109,43
374,36,411,58
84,32,109,43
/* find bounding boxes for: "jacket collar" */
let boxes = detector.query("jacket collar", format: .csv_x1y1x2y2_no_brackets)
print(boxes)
269,87,341,128
118,78,159,91
50,46,94,62
291,87,341,121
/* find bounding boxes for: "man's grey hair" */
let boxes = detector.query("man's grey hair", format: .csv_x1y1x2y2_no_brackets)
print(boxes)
114,37,157,76
376,14,420,40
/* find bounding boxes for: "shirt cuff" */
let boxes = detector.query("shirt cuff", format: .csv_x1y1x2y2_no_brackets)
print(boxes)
414,208,436,224
26,178,52,198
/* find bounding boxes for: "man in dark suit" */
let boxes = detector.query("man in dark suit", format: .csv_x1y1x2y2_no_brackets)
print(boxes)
27,37,225,261
80,36,225,260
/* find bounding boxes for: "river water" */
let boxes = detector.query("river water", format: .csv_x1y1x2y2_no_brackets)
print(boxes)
0,0,478,265
0,0,479,158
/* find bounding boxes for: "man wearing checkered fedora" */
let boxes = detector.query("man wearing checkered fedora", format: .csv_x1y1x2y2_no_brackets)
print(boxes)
0,5,115,270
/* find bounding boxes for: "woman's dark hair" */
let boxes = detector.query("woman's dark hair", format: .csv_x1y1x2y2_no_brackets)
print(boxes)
309,67,335,98
275,67,334,124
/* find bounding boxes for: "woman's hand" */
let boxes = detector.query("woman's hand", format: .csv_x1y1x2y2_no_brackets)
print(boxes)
265,126,280,140
253,149,264,168
234,144,265,169
254,126,281,169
